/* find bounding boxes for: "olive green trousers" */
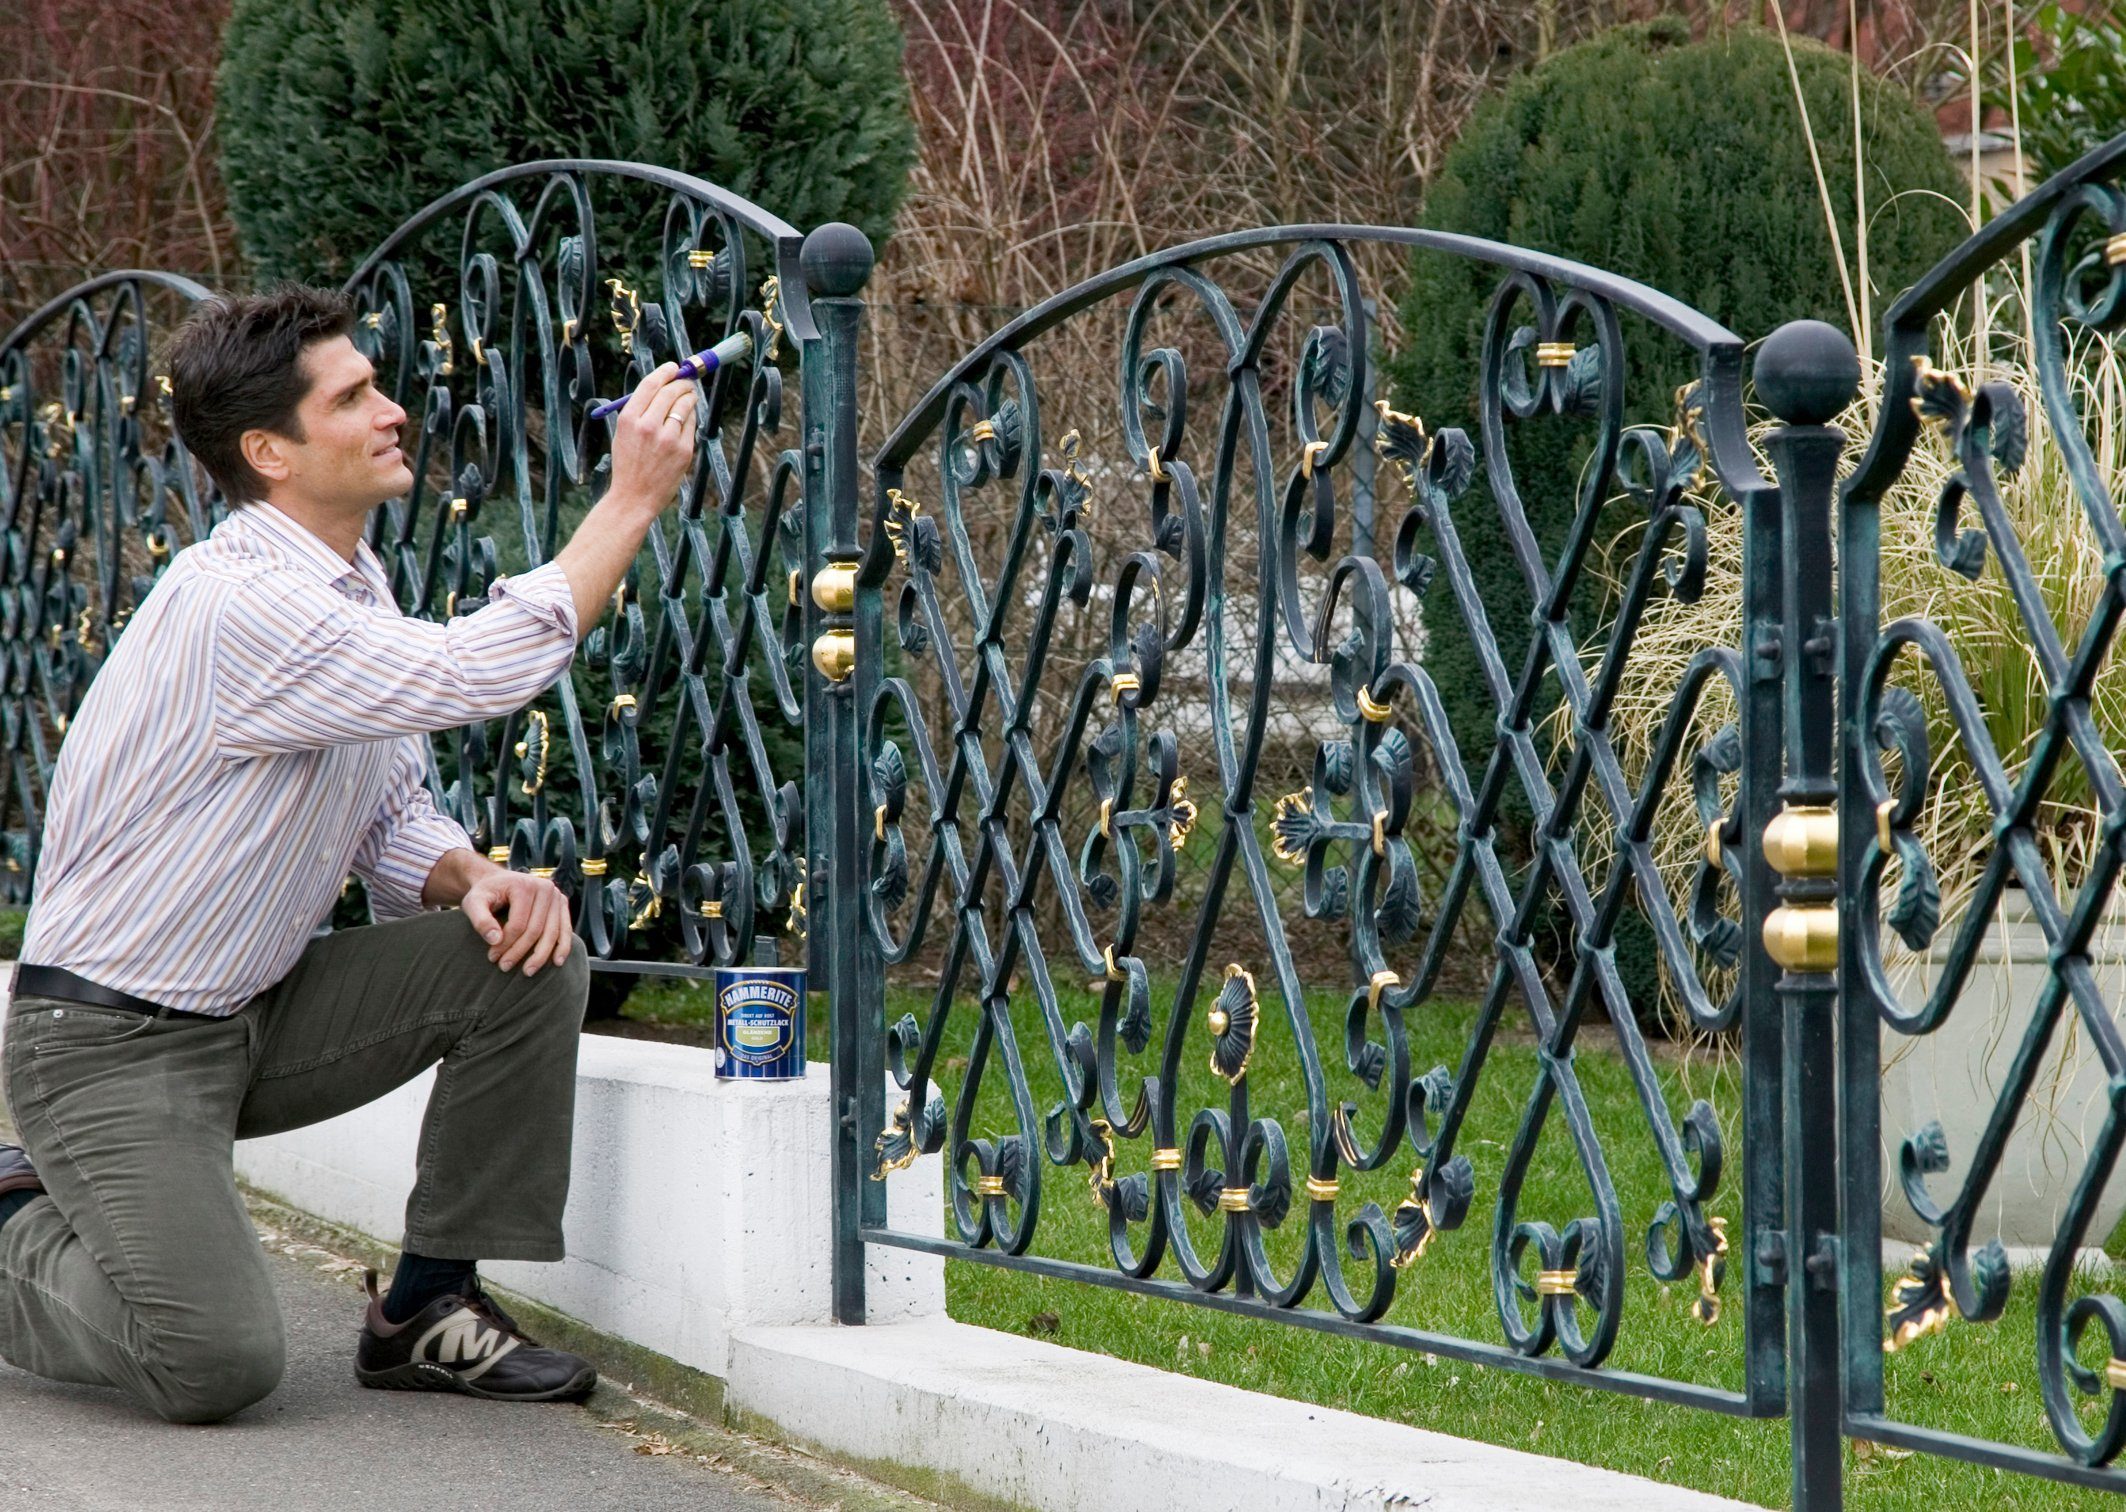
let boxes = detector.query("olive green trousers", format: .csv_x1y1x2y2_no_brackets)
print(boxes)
0,908,589,1423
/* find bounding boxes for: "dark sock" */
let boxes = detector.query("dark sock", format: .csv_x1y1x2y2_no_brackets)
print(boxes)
382,1251,477,1325
0,1190,33,1232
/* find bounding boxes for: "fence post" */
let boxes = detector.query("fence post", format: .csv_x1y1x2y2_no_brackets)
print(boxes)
797,223,875,1326
1755,319,1860,1510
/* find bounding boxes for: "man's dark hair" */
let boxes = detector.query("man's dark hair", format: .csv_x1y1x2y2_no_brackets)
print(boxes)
166,283,357,504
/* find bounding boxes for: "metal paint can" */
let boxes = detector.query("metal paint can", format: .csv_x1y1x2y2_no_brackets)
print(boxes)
712,965,806,1080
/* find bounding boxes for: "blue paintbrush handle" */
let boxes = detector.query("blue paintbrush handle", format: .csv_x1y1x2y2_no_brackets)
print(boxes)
587,330,753,420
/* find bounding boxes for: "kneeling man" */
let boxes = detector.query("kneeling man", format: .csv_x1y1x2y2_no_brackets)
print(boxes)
0,284,698,1420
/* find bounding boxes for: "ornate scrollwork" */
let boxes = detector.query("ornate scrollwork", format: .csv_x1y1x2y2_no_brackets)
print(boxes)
1839,138,2126,1476
856,223,1761,1382
1,164,821,975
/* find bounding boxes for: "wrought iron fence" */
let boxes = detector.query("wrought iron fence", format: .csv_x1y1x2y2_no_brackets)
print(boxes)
0,161,866,987
1834,132,2126,1491
11,131,2126,1510
843,225,1784,1414
835,135,2126,1509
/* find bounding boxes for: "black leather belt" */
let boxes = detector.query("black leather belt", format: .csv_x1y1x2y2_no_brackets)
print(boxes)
10,964,222,1020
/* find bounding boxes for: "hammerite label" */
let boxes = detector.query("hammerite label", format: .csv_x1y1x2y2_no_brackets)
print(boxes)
718,978,798,1064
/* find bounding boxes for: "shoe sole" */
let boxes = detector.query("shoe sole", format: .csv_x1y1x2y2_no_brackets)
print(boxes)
356,1359,597,1402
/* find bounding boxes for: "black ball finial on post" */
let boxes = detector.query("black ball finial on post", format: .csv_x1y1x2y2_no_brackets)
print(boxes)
1753,319,1861,427
799,223,875,299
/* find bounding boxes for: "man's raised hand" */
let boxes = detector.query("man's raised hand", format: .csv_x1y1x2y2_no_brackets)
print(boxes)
461,868,573,977
606,361,700,514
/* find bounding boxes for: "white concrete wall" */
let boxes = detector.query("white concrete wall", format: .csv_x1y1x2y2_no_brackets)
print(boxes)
231,1035,943,1379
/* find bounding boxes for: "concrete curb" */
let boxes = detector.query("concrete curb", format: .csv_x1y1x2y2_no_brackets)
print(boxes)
725,1316,1765,1512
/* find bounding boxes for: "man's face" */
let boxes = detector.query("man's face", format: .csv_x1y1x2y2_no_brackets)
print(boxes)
253,335,412,509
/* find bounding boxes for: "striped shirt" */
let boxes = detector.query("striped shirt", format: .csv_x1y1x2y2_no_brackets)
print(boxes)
20,501,580,1014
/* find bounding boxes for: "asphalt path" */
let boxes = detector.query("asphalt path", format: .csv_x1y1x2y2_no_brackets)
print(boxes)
0,1238,794,1512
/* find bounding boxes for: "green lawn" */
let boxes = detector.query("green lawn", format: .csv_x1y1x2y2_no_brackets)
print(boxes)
622,970,2119,1508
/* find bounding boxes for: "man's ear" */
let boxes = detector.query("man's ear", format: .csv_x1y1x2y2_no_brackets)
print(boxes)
239,427,293,485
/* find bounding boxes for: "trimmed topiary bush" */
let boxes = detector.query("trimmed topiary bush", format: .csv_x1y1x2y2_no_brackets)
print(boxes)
217,0,917,281
1386,18,1965,1019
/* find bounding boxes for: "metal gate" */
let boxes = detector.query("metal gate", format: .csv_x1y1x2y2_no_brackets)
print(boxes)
833,136,2126,1509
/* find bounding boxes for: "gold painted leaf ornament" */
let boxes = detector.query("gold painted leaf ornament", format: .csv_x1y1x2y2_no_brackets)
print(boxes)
1208,964,1258,1083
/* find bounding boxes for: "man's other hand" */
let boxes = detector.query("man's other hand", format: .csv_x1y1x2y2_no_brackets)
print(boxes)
606,361,699,514
461,869,573,976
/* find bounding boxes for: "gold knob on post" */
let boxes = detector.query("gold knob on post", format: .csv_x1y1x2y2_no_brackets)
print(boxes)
812,630,855,682
1762,805,1837,877
1763,905,1839,971
811,563,857,613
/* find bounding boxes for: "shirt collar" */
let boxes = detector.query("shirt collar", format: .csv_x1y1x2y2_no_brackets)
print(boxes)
218,503,388,599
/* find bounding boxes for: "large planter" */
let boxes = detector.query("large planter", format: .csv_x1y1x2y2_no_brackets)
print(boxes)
1881,887,2126,1254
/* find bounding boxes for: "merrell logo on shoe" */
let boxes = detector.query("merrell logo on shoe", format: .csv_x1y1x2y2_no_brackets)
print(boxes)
412,1309,520,1382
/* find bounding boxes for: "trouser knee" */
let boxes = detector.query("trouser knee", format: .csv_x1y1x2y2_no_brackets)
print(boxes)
515,944,590,1029
141,1325,285,1425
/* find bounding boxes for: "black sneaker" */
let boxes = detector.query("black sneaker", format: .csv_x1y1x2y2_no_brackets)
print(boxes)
354,1268,596,1402
0,1143,43,1198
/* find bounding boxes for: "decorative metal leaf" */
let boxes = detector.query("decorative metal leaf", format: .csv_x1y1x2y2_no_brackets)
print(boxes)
1317,865,1349,921
1432,1155,1475,1229
995,1135,1031,1203
873,741,907,809
1271,792,1321,864
912,1093,950,1156
1968,1239,2011,1323
1086,870,1118,910
1117,969,1152,1056
1250,1172,1290,1230
1208,965,1258,1084
1885,833,1941,951
1372,725,1413,799
988,399,1024,475
1886,1243,1953,1351
1559,345,1604,415
1934,479,1988,581
1666,437,1705,495
1349,1037,1387,1093
1979,381,2027,474
1186,1164,1225,1216
1373,400,1429,484
873,1103,917,1176
1320,739,1355,796
1409,1065,1455,1153
1109,1172,1150,1224
1910,358,1969,436
1304,325,1351,407
1432,428,1476,499
1377,844,1423,943
909,514,944,574
1907,1120,1951,1176
872,829,908,911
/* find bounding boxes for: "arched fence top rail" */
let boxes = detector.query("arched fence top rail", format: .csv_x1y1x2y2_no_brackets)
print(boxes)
1845,130,2126,505
0,270,214,360
341,157,822,344
873,222,1762,493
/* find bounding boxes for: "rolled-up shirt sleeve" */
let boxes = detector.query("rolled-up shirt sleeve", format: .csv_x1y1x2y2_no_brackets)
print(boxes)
212,562,579,758
351,737,473,918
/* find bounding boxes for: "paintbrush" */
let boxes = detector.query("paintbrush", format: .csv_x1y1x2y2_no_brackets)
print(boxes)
586,330,752,420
